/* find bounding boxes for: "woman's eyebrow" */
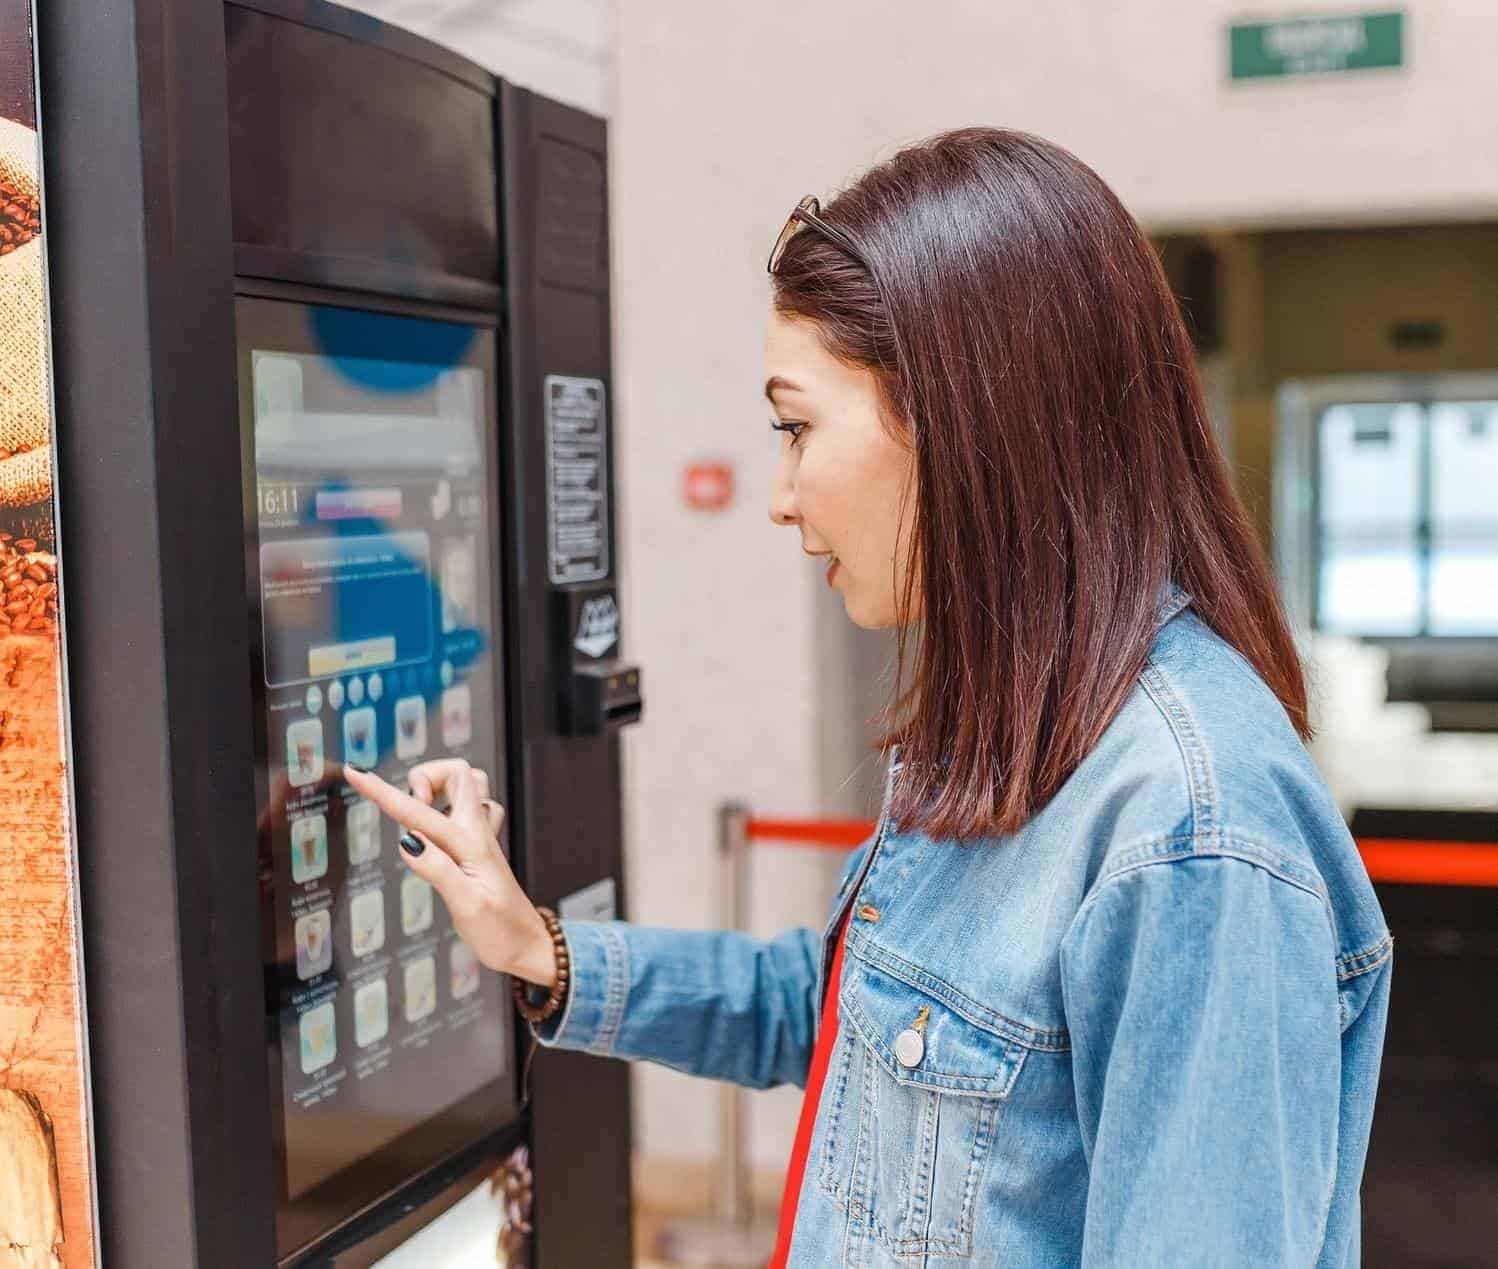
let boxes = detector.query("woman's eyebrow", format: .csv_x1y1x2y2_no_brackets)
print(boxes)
764,374,804,403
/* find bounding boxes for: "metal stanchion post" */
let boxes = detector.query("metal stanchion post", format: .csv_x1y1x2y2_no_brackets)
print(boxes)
717,800,752,1232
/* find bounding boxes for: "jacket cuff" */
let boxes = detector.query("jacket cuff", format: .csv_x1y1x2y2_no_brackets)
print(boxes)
530,919,629,1055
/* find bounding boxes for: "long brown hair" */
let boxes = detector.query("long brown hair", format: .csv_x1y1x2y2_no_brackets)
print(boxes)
771,128,1308,839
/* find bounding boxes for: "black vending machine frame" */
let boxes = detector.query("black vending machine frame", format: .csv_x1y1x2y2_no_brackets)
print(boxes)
37,0,634,1264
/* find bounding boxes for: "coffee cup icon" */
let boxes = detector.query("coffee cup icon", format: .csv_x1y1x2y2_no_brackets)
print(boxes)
394,697,427,760
286,720,323,788
290,814,327,884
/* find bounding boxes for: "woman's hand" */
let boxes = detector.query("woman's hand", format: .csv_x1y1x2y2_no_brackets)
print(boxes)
342,760,557,987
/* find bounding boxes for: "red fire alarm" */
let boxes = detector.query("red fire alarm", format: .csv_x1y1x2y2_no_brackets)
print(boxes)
683,461,735,512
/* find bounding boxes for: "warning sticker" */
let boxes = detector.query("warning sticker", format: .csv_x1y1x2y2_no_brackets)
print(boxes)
544,375,610,584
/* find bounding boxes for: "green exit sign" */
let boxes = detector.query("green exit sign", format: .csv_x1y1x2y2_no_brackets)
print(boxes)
1231,11,1404,79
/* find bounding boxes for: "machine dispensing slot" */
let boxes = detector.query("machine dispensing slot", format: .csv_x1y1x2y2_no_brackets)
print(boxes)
555,585,644,735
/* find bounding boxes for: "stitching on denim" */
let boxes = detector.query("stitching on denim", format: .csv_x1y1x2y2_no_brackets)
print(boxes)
817,1028,856,1197
847,933,1070,1052
841,987,1030,1098
1100,826,1336,897
900,1082,940,1240
959,1094,1000,1247
1336,931,1393,982
1098,835,1327,901
821,1031,997,1259
821,777,898,1002
541,922,585,1048
592,923,630,1055
1079,844,1335,928
843,1193,970,1259
1140,660,1219,844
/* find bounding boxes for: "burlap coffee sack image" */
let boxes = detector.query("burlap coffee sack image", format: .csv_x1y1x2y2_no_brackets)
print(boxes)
0,1089,64,1268
0,113,50,509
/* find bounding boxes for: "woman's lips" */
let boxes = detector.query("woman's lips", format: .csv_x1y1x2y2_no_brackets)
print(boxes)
825,556,840,588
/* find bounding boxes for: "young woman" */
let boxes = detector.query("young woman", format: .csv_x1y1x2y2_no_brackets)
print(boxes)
347,127,1391,1268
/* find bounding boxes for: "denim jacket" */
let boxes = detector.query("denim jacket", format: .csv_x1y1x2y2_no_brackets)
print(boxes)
539,594,1392,1267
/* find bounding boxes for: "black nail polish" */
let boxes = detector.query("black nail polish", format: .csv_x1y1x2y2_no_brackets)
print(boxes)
400,832,425,857
346,762,371,774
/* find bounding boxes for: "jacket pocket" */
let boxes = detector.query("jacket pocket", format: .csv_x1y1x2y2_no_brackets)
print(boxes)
815,951,1028,1259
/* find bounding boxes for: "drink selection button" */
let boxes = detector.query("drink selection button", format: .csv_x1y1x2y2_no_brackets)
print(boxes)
450,939,480,1000
404,955,437,1023
347,798,381,865
290,814,328,885
299,1000,337,1075
286,719,324,788
395,695,427,761
354,976,389,1049
295,909,333,980
343,705,377,769
401,874,434,937
350,887,386,958
440,684,471,748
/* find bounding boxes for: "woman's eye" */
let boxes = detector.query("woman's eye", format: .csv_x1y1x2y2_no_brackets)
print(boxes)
771,418,808,447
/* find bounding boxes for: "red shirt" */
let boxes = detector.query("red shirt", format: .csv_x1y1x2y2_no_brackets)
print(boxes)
768,913,852,1267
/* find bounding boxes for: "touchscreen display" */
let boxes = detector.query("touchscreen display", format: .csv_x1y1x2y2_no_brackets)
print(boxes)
242,301,510,1208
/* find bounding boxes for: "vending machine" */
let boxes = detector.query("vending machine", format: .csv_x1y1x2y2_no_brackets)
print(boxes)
38,1,637,1264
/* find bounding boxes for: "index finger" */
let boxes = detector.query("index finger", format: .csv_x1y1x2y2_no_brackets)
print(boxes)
343,766,466,854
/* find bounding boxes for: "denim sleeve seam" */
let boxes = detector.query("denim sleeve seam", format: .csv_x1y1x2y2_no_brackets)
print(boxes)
1079,840,1334,929
1095,833,1328,898
1335,931,1393,982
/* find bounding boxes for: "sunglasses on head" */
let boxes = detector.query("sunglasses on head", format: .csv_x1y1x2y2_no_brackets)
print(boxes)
767,195,870,275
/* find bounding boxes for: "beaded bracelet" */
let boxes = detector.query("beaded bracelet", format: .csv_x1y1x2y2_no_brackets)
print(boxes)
511,906,571,1024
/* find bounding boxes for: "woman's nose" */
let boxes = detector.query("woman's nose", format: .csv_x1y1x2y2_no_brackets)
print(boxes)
768,451,799,526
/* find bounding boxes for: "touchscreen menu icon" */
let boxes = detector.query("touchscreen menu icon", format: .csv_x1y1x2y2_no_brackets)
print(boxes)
290,814,328,885
440,536,476,634
295,909,333,980
450,939,480,1000
394,695,427,761
403,955,437,1023
441,684,471,749
401,874,434,937
286,719,324,787
353,976,389,1048
299,1000,337,1075
343,705,377,770
347,798,381,865
349,887,386,958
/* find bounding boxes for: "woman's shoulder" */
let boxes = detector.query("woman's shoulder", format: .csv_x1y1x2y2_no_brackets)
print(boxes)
1073,608,1388,978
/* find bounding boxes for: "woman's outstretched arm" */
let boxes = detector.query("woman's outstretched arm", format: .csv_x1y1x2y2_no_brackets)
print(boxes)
345,758,843,1090
533,919,824,1088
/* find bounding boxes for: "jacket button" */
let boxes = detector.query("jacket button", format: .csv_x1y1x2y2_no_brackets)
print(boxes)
894,1028,925,1068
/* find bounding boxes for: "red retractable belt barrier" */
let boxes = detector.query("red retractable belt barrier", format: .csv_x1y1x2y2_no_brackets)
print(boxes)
1356,839,1498,887
742,818,1498,887
744,818,875,849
